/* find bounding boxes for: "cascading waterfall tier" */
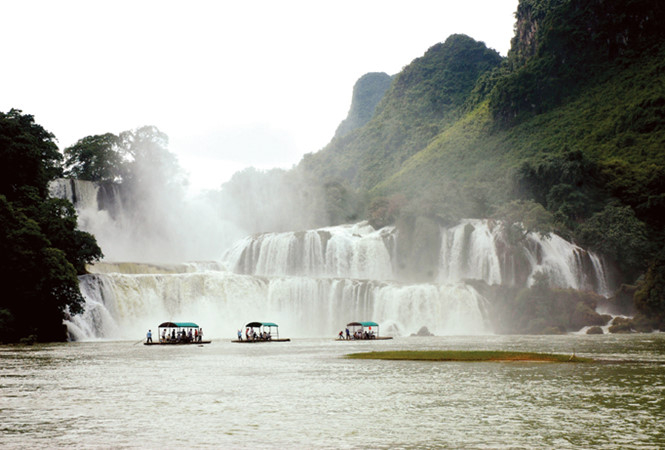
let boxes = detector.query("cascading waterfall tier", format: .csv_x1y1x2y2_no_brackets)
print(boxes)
223,222,395,280
438,219,611,295
63,213,611,340
67,263,489,340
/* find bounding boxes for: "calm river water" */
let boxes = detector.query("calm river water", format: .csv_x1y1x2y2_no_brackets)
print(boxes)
1,334,664,448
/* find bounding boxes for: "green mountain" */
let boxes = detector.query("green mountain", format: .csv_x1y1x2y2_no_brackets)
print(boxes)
301,34,503,191
299,0,665,328
333,72,393,140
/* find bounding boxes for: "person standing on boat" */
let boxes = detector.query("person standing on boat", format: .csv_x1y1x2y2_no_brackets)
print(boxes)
345,328,350,340
237,329,242,341
198,328,203,342
146,329,152,343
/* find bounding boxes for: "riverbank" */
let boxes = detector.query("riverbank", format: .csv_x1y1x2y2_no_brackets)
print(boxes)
346,350,590,362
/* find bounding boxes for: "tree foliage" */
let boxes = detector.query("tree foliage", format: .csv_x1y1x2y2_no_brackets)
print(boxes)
634,248,665,328
0,110,102,342
576,204,650,282
63,133,123,182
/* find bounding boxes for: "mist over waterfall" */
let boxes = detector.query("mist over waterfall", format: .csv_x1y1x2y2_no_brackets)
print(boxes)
54,170,612,341
49,178,244,262
50,174,612,341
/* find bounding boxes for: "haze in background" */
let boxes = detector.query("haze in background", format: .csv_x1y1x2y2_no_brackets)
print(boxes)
2,0,518,191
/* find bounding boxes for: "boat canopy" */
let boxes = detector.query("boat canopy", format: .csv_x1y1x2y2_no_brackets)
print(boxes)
245,321,278,328
158,322,200,328
346,321,379,327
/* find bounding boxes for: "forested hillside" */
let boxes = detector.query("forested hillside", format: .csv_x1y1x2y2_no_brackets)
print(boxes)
298,0,665,329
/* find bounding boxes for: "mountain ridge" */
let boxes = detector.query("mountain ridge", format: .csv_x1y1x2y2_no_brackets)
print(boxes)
297,0,665,328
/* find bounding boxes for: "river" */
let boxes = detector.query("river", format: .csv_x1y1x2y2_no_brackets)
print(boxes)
2,333,664,448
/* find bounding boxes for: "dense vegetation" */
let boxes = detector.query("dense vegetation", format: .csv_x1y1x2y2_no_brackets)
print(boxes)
298,0,665,331
0,110,102,343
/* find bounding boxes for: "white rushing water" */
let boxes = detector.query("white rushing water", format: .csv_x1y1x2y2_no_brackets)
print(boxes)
439,219,610,294
50,179,612,341
68,265,491,340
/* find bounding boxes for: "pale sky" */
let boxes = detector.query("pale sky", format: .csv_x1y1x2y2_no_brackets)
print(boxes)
2,0,518,191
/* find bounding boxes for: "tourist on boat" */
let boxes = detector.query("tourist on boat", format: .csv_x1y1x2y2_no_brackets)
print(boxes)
245,328,250,340
237,329,242,341
188,329,193,342
198,328,203,342
345,328,350,340
338,331,344,339
146,329,152,343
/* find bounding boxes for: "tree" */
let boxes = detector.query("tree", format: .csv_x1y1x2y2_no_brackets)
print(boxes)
0,109,62,201
576,204,650,282
492,199,556,245
118,125,183,189
0,109,102,342
634,248,665,328
0,195,85,342
63,133,123,182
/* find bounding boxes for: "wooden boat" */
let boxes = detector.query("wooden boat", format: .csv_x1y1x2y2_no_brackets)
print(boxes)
144,322,211,345
232,321,290,343
336,321,393,340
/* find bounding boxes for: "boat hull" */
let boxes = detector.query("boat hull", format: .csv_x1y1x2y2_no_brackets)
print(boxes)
335,337,393,341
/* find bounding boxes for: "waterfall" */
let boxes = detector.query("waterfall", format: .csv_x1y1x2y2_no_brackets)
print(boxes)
53,183,612,340
439,220,503,285
66,263,491,340
224,222,394,280
437,219,611,295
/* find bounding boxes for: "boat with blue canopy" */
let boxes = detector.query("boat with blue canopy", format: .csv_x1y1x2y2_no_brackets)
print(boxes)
233,321,290,343
337,321,392,340
144,321,211,345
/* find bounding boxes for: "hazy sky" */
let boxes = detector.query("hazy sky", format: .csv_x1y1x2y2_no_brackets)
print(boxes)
2,0,518,191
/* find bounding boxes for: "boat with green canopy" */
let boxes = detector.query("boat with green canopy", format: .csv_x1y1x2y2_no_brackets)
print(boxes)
232,321,290,343
144,321,211,345
337,321,392,340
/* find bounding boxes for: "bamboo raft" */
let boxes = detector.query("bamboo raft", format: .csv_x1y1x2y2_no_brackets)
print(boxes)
144,340,211,345
231,338,291,343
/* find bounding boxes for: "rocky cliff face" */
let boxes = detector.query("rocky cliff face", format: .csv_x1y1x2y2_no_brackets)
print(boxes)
334,72,393,140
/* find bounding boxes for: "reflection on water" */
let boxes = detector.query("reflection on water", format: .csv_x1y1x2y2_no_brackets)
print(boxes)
1,334,664,448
